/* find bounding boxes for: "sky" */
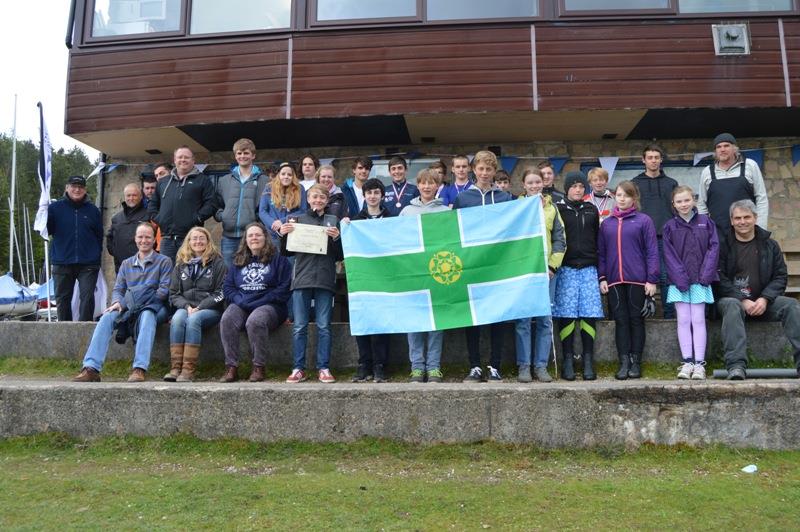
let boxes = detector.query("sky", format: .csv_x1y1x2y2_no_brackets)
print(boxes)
1,1,99,160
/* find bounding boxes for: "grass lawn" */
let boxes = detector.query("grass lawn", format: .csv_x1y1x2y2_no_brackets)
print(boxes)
1,435,799,530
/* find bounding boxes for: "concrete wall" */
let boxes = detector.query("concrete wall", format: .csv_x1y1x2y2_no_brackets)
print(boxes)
0,320,794,368
2,380,799,448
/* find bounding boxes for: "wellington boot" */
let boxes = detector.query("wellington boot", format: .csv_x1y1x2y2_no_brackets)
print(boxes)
561,353,576,381
582,352,597,381
163,344,184,382
177,344,200,382
615,353,630,380
628,353,642,379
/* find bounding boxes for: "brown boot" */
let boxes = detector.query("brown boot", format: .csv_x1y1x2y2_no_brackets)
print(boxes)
177,344,200,382
127,368,146,382
220,365,238,383
72,367,100,382
249,365,265,382
163,344,184,382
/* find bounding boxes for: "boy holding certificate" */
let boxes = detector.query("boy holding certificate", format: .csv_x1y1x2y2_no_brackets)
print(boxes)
279,184,343,383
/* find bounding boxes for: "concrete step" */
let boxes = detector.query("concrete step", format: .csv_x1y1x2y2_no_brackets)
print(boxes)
0,320,795,369
1,379,799,449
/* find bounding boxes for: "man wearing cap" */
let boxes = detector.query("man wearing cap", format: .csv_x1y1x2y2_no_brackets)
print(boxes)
697,133,769,231
47,175,104,322
147,146,216,263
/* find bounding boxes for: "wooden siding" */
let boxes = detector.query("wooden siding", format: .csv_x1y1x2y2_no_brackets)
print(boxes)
785,19,800,104
66,40,289,134
536,22,789,111
290,27,533,118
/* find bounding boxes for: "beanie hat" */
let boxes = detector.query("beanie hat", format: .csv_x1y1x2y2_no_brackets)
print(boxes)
563,171,586,192
713,133,737,148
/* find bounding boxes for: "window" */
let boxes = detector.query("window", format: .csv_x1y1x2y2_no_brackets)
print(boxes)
315,0,418,22
427,0,538,20
564,0,670,11
679,0,793,13
91,0,181,37
190,0,291,34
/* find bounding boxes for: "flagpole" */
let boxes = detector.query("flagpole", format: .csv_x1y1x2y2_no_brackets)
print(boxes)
23,206,32,284
9,94,18,276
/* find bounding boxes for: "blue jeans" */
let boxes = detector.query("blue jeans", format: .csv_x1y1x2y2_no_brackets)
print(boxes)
531,316,553,368
292,288,334,370
82,306,168,372
657,237,675,319
514,318,533,366
407,331,444,371
170,308,222,345
221,236,241,269
158,236,183,265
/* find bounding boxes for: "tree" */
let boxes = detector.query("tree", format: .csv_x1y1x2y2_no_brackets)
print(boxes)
0,134,95,283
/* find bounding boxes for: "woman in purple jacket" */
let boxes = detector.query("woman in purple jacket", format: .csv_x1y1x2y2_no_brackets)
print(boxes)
662,186,719,381
598,180,660,380
218,222,292,383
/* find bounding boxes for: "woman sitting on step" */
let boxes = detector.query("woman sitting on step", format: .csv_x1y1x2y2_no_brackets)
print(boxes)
219,222,292,383
164,227,226,382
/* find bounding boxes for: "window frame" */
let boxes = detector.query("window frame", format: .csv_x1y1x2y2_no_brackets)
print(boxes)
84,0,188,43
186,0,295,37
559,0,677,18
307,0,424,27
677,0,797,16
424,0,543,23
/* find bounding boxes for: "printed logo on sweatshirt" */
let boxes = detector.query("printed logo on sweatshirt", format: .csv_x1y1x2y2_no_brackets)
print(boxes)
241,262,270,291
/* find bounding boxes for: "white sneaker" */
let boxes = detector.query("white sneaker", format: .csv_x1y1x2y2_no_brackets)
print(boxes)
677,362,694,380
691,363,706,380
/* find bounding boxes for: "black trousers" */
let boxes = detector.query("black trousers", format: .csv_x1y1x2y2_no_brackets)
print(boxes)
52,263,100,322
465,323,504,369
607,284,646,358
355,334,389,368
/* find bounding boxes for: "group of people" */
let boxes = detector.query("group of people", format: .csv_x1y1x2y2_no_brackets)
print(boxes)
55,133,800,384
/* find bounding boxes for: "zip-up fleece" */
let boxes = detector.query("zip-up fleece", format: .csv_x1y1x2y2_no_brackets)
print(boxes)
631,172,678,235
716,226,787,302
399,196,449,216
148,167,216,237
662,210,719,291
169,255,226,311
597,208,659,286
452,185,513,208
556,198,599,268
47,193,103,265
214,165,269,239
280,209,343,293
521,194,566,271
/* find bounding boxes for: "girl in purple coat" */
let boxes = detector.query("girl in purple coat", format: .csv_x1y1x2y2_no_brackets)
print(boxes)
662,186,719,380
598,181,660,380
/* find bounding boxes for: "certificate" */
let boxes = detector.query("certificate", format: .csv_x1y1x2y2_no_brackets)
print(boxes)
286,223,329,255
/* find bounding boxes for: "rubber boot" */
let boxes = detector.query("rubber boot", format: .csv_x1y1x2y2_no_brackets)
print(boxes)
177,344,200,382
628,352,642,379
163,344,184,382
582,352,597,381
561,353,576,381
615,353,630,380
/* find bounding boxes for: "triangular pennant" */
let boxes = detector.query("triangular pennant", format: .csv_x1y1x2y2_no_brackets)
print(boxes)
742,148,764,169
499,156,518,174
792,145,800,166
549,156,569,175
598,157,619,179
195,164,208,172
320,158,335,166
87,162,105,177
693,152,714,166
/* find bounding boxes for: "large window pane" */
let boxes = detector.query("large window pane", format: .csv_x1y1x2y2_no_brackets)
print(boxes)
428,0,538,20
679,0,792,13
565,0,669,9
316,0,417,21
92,0,181,37
191,0,290,34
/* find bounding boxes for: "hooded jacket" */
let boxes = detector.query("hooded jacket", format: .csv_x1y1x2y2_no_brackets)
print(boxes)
279,209,343,293
521,194,566,272
223,252,292,318
258,184,308,245
556,197,599,268
715,226,787,302
598,208,660,286
452,185,514,208
169,255,226,311
662,210,719,291
631,171,678,235
325,186,348,220
214,165,269,239
147,167,216,238
47,193,103,266
106,200,149,270
342,178,364,218
398,196,449,216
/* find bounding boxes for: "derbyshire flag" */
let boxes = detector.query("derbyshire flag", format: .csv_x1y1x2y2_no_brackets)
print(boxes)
342,199,550,335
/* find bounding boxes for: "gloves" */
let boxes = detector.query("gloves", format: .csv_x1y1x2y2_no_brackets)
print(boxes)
641,295,656,318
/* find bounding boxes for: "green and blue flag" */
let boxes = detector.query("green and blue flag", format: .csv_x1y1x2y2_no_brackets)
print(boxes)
342,199,550,335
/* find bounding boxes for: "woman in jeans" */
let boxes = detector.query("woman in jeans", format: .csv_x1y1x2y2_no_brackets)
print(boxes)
598,180,659,380
165,226,226,382
218,222,292,382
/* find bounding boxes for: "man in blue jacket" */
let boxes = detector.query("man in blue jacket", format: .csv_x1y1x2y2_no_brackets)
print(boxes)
47,175,103,322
